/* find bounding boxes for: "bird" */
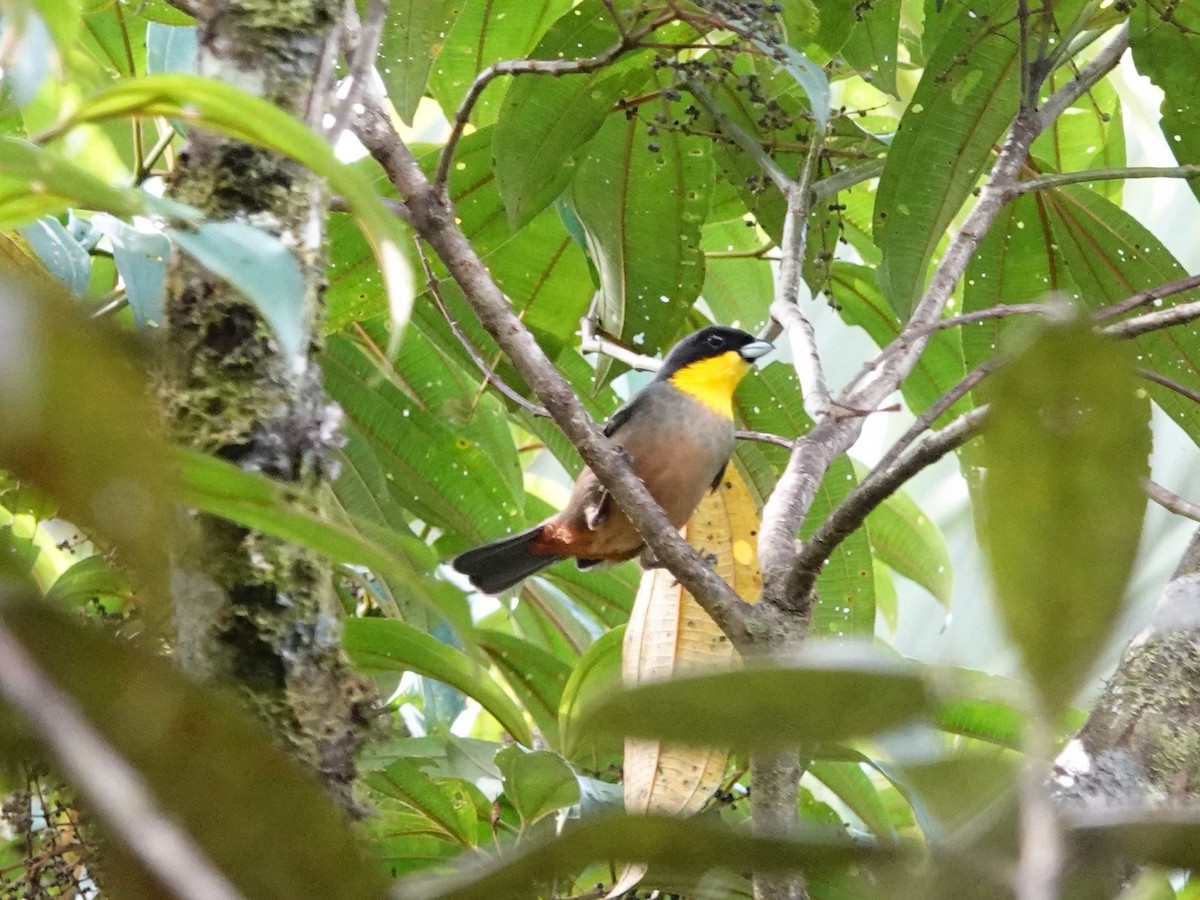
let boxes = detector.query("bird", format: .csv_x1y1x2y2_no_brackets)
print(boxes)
451,325,773,594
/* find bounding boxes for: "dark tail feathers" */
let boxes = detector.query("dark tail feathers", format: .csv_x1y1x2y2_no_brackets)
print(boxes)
451,525,562,594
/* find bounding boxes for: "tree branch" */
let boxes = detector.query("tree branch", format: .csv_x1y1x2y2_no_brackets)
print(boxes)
1145,479,1200,523
789,407,987,600
353,93,757,648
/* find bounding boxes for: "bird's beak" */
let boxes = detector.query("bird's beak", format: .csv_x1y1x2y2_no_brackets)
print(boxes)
738,340,774,362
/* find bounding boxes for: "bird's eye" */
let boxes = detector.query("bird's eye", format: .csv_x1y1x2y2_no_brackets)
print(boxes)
707,334,724,349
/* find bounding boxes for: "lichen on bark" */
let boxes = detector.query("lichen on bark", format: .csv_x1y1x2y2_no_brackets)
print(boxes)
157,0,373,810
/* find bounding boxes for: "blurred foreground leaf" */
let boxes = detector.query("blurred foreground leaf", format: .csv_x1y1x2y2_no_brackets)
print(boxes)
0,601,388,900
576,643,930,749
398,812,892,900
981,321,1150,711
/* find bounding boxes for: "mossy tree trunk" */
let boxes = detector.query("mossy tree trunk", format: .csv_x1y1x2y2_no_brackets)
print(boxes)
157,0,372,810
1054,529,1200,807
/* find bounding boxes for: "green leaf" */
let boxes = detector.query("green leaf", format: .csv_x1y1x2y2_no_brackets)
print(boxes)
1131,3,1200,206
874,0,1022,314
1030,74,1124,202
933,698,1025,750
839,0,902,97
396,812,891,900
981,321,1150,710
94,215,169,327
493,0,649,229
321,327,524,543
145,22,197,74
378,0,467,125
477,629,572,744
576,644,929,749
43,555,129,609
50,74,414,340
343,618,534,746
495,746,580,826
853,460,953,607
170,220,306,364
808,760,897,841
558,626,624,764
427,0,572,128
365,758,478,846
701,217,774,334
0,137,147,228
567,89,712,360
0,602,390,900
1043,185,1200,446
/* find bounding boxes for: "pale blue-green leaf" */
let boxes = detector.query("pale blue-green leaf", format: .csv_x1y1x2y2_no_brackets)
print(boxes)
94,214,169,326
20,215,90,294
146,22,197,74
757,40,831,127
170,220,306,364
3,10,53,107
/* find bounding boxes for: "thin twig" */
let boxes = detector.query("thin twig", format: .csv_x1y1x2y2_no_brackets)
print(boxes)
1137,367,1200,407
770,131,831,421
578,294,662,372
0,622,244,900
329,194,412,225
1093,272,1200,322
414,238,549,418
789,407,987,599
1010,164,1200,197
1146,479,1200,523
1103,298,1200,340
1033,23,1129,129
912,303,1052,339
736,429,794,449
433,10,676,192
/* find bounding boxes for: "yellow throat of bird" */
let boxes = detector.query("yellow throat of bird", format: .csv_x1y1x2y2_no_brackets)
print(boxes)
667,351,750,418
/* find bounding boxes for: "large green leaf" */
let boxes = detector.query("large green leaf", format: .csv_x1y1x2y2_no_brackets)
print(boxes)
558,626,623,765
808,760,897,841
343,618,534,746
397,812,890,900
1043,185,1200,445
1131,3,1200,206
839,0,902,97
321,328,524,544
567,90,712,360
981,321,1150,710
576,644,929,749
427,0,572,127
477,629,572,743
378,0,467,125
1029,74,1124,202
492,0,650,229
0,602,389,899
364,758,478,847
874,0,1022,315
